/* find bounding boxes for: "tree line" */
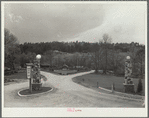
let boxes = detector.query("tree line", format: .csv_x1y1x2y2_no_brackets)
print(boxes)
4,28,145,77
19,40,139,54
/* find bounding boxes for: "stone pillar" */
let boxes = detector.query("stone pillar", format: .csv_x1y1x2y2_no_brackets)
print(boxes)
123,56,135,93
32,54,42,91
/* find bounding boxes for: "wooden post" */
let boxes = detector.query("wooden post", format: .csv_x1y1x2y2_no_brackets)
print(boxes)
97,82,98,88
30,77,32,93
142,99,145,107
111,83,114,93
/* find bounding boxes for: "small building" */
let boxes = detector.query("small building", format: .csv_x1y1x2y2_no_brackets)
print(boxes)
62,64,69,70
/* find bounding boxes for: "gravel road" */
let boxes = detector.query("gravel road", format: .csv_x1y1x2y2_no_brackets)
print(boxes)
4,70,144,107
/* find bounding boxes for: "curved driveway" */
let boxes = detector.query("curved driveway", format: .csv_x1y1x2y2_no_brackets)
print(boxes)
4,70,143,107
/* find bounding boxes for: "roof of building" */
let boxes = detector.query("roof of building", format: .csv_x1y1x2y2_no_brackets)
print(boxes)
62,64,69,68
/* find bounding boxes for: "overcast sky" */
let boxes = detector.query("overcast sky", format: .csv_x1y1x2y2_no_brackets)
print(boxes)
4,2,146,44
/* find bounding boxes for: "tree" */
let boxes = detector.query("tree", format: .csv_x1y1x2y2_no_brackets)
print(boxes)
91,43,104,73
102,34,112,74
20,53,28,67
79,53,87,67
137,79,143,94
44,50,54,66
71,52,79,68
26,52,36,63
127,44,145,77
113,53,125,76
135,47,145,77
128,43,139,76
110,49,122,75
4,28,20,70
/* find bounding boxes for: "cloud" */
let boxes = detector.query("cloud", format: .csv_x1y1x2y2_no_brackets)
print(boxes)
5,3,146,44
15,16,23,22
64,4,146,44
8,13,23,23
5,3,105,43
8,13,14,22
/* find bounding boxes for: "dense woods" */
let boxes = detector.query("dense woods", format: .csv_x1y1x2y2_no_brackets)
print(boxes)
19,40,132,54
4,28,145,77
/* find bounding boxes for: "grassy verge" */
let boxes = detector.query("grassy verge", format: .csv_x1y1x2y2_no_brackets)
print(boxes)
19,87,52,95
72,73,145,96
40,68,60,75
41,68,91,75
4,70,28,85
4,70,48,85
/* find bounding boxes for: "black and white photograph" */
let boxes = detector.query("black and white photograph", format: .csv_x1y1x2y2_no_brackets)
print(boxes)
1,1,147,117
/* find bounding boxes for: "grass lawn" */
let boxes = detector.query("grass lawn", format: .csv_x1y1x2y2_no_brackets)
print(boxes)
4,70,28,84
40,68,61,75
72,73,145,96
4,69,48,85
41,68,90,75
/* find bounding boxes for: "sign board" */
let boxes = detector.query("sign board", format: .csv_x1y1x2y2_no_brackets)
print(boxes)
27,66,31,79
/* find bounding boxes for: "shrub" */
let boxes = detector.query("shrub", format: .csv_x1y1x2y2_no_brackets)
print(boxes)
137,79,143,93
114,68,124,76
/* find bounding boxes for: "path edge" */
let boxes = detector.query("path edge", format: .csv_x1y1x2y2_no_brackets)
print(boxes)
18,87,53,97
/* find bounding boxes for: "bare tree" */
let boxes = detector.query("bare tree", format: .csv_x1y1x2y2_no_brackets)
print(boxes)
112,49,120,73
90,43,104,73
111,50,125,75
102,34,112,74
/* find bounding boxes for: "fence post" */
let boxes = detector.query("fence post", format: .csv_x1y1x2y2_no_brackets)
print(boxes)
111,83,115,93
142,98,145,107
30,77,32,93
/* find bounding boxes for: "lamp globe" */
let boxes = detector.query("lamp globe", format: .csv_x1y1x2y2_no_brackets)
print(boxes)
126,56,130,60
36,54,41,60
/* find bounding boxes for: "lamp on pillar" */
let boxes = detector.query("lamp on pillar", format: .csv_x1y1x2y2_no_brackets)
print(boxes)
36,54,41,82
126,56,130,60
26,54,42,93
123,56,135,93
36,54,41,60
